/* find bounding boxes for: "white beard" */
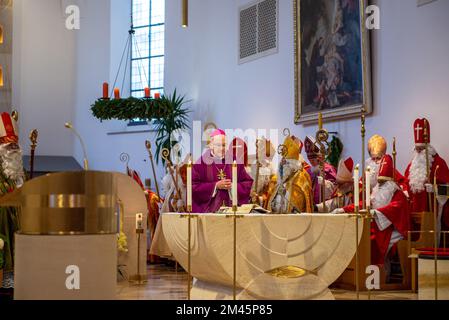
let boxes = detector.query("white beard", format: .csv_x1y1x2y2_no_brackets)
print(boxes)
365,158,380,190
279,159,302,183
371,181,399,209
0,144,25,187
409,145,436,194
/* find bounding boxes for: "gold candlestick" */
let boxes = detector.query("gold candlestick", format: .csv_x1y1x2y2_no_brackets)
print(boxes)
392,137,397,182
361,107,366,210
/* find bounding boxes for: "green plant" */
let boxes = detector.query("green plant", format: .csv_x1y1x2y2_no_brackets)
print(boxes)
326,135,344,168
91,89,191,164
153,89,191,164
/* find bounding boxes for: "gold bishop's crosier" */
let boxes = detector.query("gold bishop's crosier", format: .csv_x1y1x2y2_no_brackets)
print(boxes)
315,113,331,213
29,129,38,179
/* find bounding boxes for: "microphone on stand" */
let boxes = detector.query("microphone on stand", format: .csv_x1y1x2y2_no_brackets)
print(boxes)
65,122,89,171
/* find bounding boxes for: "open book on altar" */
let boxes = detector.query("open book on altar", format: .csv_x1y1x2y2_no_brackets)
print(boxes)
216,204,271,214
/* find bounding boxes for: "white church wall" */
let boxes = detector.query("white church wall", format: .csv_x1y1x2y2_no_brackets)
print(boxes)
12,0,76,157
71,0,166,185
164,0,449,172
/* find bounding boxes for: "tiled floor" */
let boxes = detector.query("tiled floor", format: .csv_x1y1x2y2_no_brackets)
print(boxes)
117,264,418,300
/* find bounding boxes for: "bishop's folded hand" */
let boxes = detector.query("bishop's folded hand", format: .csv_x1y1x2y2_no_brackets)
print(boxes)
425,183,434,193
331,208,345,214
216,179,232,190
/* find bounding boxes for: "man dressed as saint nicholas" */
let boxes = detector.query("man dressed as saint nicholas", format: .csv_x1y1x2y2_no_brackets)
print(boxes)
316,157,354,213
404,118,449,236
334,155,410,278
267,135,313,214
192,129,253,213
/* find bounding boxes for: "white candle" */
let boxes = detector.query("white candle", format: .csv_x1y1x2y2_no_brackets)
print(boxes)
232,160,238,207
136,213,143,230
354,164,359,208
365,167,371,209
187,160,192,211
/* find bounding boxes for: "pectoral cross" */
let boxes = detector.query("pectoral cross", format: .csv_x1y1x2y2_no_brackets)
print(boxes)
217,169,227,180
379,158,388,173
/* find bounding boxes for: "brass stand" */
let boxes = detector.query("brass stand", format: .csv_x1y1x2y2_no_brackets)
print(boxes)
181,208,197,300
361,107,366,210
129,228,147,285
233,205,237,300
354,205,360,300
433,166,439,300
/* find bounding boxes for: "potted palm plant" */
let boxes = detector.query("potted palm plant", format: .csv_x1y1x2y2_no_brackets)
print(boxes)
153,89,191,164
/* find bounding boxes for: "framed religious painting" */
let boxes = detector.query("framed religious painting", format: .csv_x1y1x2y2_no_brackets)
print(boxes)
294,0,372,124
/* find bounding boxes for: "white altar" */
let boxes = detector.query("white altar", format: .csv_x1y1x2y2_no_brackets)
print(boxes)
161,213,363,300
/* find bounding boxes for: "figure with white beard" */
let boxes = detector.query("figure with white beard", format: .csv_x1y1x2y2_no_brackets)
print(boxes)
304,136,337,205
316,157,354,213
366,134,408,193
267,135,313,213
247,138,276,209
0,112,26,290
404,118,449,233
335,155,410,274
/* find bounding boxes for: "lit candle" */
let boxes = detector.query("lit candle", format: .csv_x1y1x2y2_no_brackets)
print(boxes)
187,160,192,211
365,167,371,209
232,161,238,207
354,164,359,208
114,88,120,99
154,93,161,99
103,82,109,99
144,87,150,98
136,213,143,230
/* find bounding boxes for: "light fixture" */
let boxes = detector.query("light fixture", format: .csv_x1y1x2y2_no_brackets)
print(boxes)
182,0,188,28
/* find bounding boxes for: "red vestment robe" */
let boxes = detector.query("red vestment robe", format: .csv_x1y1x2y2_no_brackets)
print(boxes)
344,189,410,265
404,153,449,230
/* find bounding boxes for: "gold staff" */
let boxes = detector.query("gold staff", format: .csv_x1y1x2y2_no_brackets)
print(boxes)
392,137,397,182
145,140,161,201
315,113,330,213
252,139,261,204
29,129,38,179
161,148,185,212
424,122,433,213
187,160,192,300
232,161,237,300
361,107,366,209
433,165,439,300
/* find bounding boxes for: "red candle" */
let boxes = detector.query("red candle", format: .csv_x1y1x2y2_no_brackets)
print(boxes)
102,82,109,99
144,87,150,98
114,88,120,99
154,93,160,99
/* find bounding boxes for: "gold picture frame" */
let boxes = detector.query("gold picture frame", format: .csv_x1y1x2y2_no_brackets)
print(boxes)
294,0,372,124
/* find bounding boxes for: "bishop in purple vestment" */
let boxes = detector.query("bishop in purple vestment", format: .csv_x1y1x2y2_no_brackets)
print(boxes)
192,129,254,213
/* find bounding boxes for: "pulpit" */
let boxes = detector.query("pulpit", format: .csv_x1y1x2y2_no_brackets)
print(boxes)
161,213,363,300
0,171,148,300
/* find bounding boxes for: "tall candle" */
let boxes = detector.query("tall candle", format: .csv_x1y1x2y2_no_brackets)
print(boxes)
154,92,161,99
365,167,371,209
232,161,238,207
103,82,109,99
114,88,120,99
144,87,150,98
187,160,192,211
354,164,359,208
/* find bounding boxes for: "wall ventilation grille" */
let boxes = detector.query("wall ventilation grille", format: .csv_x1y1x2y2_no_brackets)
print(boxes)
239,0,278,64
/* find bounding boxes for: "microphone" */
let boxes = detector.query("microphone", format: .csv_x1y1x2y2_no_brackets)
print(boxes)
65,122,89,171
